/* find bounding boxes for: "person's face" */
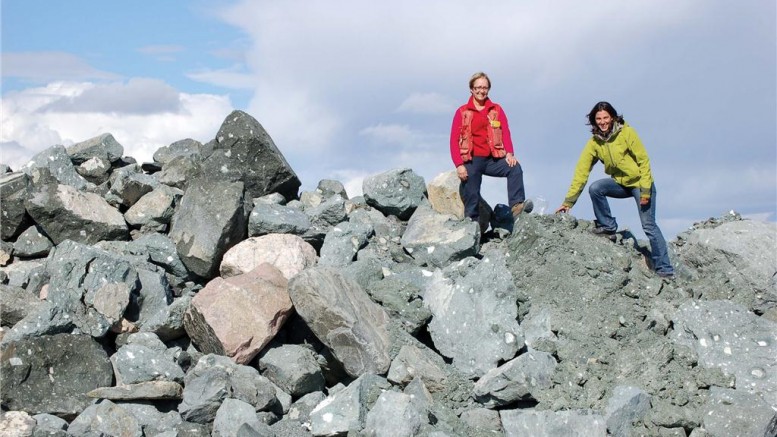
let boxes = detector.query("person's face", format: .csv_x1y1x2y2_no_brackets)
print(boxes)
470,78,490,101
595,110,613,132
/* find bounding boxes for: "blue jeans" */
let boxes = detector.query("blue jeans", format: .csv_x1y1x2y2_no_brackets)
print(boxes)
460,157,525,221
589,178,673,274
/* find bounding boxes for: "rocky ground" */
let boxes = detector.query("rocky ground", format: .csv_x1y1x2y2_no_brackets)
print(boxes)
1,110,775,437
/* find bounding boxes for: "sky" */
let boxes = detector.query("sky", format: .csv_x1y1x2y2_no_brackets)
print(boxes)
2,0,775,241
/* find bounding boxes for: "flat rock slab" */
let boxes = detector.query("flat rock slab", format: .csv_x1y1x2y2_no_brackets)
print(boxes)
87,381,183,400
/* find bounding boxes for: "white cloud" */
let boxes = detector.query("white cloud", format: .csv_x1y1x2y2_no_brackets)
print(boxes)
187,66,256,90
329,168,371,199
40,78,182,114
213,0,707,183
397,93,457,114
0,141,36,172
660,164,777,214
220,0,699,87
1,52,119,82
1,81,234,169
244,79,342,156
360,123,415,145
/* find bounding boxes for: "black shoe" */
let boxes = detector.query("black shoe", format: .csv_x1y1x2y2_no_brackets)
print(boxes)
657,271,675,279
591,227,616,241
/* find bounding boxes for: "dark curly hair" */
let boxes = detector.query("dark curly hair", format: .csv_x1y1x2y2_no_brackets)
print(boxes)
587,101,624,132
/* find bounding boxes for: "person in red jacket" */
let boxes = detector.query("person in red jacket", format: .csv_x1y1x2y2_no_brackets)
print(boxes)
450,72,532,225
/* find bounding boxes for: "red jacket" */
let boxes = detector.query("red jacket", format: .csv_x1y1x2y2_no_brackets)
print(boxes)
449,96,514,167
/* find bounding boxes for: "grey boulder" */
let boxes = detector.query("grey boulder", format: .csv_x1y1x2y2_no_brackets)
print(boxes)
363,168,426,220
423,251,524,377
202,110,301,200
0,333,113,417
26,183,128,245
258,344,325,398
401,201,480,267
289,267,392,377
22,145,89,190
473,349,557,408
0,172,32,240
66,133,124,164
168,178,247,278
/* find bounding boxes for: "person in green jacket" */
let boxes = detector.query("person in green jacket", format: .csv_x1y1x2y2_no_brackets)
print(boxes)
555,101,674,277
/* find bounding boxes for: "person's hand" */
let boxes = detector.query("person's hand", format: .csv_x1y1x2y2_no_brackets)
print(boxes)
505,153,518,167
555,205,570,214
456,165,468,181
640,197,650,206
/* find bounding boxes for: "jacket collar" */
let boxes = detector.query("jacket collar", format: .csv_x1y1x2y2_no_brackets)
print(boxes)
593,120,624,142
466,96,495,111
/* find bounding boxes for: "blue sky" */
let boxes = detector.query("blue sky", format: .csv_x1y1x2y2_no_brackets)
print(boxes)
2,1,775,241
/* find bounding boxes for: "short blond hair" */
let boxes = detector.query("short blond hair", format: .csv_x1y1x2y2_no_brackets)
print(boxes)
469,72,491,89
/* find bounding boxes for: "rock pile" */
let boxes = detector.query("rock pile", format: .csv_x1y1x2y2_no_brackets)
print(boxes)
1,110,775,436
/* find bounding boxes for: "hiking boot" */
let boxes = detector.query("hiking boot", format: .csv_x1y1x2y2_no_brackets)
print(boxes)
657,271,675,279
511,199,534,218
591,227,616,241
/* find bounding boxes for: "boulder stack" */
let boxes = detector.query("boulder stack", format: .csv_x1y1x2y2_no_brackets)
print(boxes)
1,110,775,436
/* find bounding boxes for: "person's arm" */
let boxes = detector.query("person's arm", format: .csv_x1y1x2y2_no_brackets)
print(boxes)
499,108,514,156
499,109,519,167
450,110,464,167
450,109,468,180
557,141,597,211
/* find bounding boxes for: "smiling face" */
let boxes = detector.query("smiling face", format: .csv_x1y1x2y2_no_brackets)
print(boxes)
470,77,490,104
595,110,613,132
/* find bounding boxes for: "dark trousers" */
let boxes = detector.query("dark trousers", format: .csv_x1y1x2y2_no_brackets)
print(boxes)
460,156,525,221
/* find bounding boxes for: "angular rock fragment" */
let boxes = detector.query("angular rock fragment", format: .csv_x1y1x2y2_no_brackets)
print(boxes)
258,344,325,398
309,374,391,436
401,201,480,267
0,172,32,240
473,349,557,408
26,183,128,245
248,202,311,237
66,133,124,164
289,267,392,377
12,225,53,258
87,381,183,400
363,390,426,437
319,221,373,267
22,145,90,190
67,399,142,437
0,334,113,417
363,168,426,220
184,264,292,364
168,178,247,278
424,251,524,377
219,234,317,280
202,110,301,200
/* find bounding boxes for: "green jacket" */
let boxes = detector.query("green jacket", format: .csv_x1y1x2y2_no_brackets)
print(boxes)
562,122,654,207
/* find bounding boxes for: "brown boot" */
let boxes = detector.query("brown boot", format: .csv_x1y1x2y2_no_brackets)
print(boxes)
511,199,534,218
